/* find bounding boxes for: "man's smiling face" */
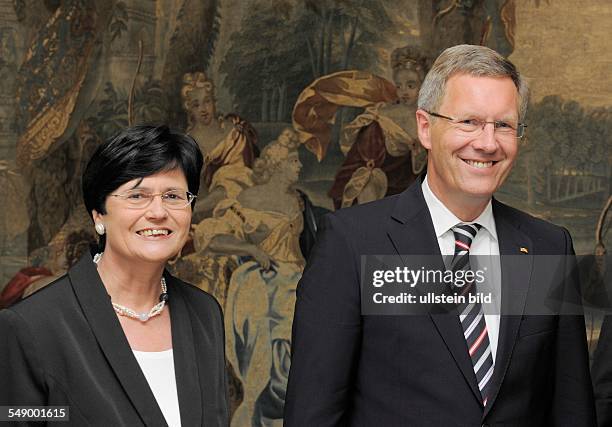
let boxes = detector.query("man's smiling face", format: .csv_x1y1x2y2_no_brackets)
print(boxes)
419,73,520,207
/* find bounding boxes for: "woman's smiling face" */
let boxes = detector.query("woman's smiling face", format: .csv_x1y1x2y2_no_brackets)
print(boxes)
93,168,193,264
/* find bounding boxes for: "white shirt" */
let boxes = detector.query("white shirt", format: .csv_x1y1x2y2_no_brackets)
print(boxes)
133,349,182,427
421,177,501,363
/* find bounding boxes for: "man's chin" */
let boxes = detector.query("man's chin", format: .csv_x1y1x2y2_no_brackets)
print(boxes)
458,184,499,201
466,192,495,203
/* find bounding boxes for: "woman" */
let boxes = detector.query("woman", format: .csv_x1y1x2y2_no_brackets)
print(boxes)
328,45,428,208
292,45,428,209
181,72,258,221
193,128,304,426
0,125,229,426
172,72,259,309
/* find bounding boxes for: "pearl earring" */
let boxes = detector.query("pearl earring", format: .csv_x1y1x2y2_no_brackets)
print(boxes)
95,223,105,235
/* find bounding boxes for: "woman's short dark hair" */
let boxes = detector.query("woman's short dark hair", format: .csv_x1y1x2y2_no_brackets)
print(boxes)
82,125,203,218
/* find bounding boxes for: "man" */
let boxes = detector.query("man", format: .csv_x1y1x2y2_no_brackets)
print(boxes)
284,45,595,426
593,314,612,427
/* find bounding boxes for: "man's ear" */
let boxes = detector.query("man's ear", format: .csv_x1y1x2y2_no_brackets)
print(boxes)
415,109,432,150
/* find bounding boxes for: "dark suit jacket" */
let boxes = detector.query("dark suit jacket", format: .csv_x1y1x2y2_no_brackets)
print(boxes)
284,179,595,427
0,253,229,426
592,315,612,426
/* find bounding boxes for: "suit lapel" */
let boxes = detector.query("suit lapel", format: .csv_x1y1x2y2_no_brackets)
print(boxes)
167,276,203,426
386,181,483,403
482,200,533,418
69,253,168,427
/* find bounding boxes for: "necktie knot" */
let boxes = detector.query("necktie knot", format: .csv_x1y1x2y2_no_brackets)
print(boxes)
452,223,481,254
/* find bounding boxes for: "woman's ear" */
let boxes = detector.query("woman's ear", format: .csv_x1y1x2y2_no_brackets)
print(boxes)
92,209,106,236
92,209,103,224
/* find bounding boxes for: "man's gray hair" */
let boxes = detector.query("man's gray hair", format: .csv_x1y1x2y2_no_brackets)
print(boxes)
417,44,529,121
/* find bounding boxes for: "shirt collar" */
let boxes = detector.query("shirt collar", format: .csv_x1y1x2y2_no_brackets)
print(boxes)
421,176,498,241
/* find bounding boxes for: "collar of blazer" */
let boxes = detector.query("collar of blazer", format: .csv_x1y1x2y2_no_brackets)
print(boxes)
386,176,534,415
68,253,203,427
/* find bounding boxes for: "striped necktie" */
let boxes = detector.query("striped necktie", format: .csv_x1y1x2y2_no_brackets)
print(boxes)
451,223,494,406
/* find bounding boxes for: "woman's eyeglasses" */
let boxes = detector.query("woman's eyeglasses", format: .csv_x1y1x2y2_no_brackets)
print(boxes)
110,189,197,209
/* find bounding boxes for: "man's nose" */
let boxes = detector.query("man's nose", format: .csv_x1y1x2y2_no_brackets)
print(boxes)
472,123,498,153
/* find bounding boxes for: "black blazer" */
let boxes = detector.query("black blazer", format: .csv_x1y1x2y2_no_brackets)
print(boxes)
592,315,612,426
0,253,229,426
284,178,595,427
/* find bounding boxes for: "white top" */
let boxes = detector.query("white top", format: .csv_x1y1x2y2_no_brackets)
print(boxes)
132,349,182,427
422,176,501,363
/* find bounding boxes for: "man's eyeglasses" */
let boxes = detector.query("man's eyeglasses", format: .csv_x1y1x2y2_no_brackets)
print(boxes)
110,189,197,209
425,110,527,139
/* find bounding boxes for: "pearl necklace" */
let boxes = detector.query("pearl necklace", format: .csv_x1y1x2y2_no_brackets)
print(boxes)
93,253,169,322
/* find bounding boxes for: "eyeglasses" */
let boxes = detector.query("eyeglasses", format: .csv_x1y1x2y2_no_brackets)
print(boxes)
425,110,527,139
110,189,197,209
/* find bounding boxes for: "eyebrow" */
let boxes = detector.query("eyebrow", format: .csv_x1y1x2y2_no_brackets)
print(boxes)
126,185,185,192
456,111,518,122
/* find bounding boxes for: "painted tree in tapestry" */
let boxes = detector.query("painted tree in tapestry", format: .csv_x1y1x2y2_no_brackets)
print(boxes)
221,0,394,123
